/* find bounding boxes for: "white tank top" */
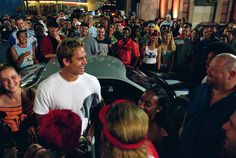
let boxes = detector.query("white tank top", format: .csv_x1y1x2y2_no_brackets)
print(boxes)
143,46,158,64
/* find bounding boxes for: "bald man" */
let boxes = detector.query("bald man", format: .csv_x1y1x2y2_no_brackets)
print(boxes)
179,53,236,158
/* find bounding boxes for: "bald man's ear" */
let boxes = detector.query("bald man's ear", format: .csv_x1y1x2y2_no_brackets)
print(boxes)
229,70,236,80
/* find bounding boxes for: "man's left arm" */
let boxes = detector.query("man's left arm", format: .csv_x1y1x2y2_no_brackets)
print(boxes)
132,41,141,69
91,38,99,55
86,78,103,144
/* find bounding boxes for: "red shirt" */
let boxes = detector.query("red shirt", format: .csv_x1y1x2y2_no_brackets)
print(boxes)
40,35,64,62
117,38,140,65
177,33,191,39
146,140,160,158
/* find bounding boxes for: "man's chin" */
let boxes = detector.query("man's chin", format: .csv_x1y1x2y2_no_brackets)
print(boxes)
79,71,85,75
206,78,213,85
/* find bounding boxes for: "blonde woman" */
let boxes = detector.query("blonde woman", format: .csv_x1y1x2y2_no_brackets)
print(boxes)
141,31,162,72
99,99,159,158
160,31,176,72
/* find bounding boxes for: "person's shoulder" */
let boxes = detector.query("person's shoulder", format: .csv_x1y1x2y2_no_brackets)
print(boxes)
0,94,7,106
12,43,18,49
22,87,35,95
117,39,123,45
140,35,149,43
184,38,192,42
41,35,50,42
130,38,138,43
191,83,209,95
10,29,17,35
129,38,139,46
91,26,97,30
174,36,182,40
27,29,35,35
103,38,111,44
26,42,33,47
141,34,149,38
85,35,96,41
38,73,59,89
82,73,99,84
82,72,98,80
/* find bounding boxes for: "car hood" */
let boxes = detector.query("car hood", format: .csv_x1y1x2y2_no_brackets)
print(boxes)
32,55,145,91
86,55,126,79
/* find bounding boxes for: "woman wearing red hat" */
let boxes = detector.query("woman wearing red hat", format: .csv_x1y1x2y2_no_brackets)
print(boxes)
141,31,162,72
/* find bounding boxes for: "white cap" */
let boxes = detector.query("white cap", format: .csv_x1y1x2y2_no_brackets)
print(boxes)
75,21,81,27
56,17,66,24
166,14,171,18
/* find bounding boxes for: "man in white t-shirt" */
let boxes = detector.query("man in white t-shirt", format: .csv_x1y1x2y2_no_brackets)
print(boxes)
33,37,102,139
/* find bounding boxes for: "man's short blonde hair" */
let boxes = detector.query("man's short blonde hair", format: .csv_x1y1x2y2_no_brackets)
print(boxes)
56,37,84,68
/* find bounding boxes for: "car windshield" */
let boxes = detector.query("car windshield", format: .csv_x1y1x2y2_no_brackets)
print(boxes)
126,69,159,90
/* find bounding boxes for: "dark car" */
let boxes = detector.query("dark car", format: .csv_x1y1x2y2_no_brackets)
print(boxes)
30,56,189,101
27,56,189,134
20,56,190,158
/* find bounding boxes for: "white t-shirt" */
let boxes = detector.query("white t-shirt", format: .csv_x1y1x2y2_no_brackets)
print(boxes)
33,72,102,133
143,46,158,64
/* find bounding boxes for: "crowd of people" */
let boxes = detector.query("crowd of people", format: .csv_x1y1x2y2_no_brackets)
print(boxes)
0,9,236,158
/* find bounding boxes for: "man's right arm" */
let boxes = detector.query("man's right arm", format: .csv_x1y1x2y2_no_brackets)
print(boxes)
91,38,99,55
33,85,50,122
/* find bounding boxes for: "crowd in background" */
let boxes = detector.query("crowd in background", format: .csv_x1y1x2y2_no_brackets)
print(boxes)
1,10,236,85
1,9,236,158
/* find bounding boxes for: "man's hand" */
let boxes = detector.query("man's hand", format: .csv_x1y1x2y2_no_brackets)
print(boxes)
22,51,31,58
86,135,93,145
74,137,89,155
53,33,61,43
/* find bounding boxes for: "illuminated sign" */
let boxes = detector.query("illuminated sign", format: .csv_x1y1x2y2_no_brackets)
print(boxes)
27,0,87,2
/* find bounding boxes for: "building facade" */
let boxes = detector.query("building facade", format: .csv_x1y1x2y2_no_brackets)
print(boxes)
124,0,236,26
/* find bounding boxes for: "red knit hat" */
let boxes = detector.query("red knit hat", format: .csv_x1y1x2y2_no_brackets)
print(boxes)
38,109,82,151
151,31,159,37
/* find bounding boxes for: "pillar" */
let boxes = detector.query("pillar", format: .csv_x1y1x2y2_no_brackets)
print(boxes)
168,0,173,14
214,0,223,23
188,0,195,23
173,0,180,19
232,0,236,21
227,0,233,22
139,0,158,20
125,0,132,17
160,0,167,18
